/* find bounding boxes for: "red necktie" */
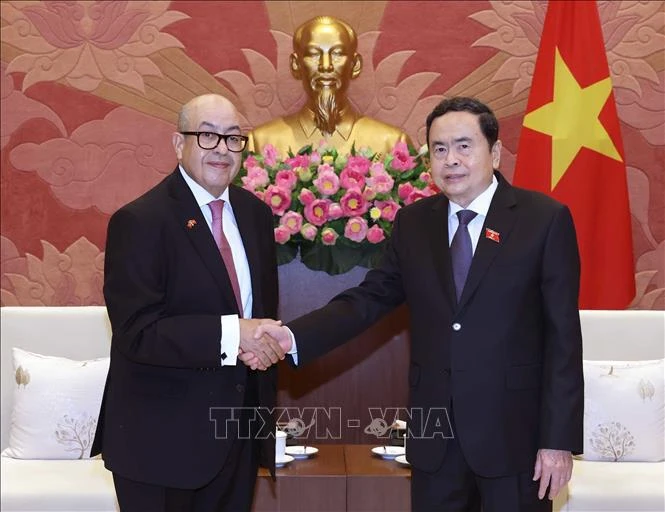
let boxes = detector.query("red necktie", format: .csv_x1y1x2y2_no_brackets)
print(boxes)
208,199,243,316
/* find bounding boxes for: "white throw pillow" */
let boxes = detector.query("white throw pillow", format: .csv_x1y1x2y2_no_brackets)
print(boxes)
2,347,109,459
582,359,664,462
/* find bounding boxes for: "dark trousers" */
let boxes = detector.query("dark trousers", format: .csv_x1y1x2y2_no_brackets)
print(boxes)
411,405,552,512
113,435,258,512
114,374,261,512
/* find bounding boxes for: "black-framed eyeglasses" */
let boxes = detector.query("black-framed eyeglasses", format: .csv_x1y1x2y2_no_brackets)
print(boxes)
180,131,248,152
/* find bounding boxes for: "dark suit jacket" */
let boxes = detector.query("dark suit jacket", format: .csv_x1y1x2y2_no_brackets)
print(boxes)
289,173,584,478
91,169,279,488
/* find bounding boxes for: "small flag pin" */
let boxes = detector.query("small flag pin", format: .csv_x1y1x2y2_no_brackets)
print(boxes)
485,228,500,243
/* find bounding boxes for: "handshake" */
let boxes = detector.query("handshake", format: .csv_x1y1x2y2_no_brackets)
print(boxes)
238,319,293,370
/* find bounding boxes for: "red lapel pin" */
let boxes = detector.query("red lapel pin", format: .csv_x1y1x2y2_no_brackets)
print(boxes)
186,219,197,229
485,228,500,243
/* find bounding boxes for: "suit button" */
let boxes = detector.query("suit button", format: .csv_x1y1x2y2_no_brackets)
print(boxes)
236,384,244,393
442,368,451,376
452,323,461,331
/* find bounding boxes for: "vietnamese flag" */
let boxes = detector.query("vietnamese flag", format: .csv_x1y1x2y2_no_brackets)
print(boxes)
513,0,635,309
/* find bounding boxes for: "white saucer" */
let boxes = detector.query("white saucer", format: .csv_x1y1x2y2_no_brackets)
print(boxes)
395,454,410,467
371,446,406,460
275,454,294,468
285,446,319,459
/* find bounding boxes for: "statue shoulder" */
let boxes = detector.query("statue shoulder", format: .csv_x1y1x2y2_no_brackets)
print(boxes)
353,116,413,149
355,116,404,134
247,114,301,153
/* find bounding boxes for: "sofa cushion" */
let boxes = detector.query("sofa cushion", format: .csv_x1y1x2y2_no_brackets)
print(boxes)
0,457,117,511
565,459,665,510
2,348,108,460
582,359,664,462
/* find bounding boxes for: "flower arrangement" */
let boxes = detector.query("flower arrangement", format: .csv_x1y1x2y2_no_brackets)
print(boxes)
236,141,438,275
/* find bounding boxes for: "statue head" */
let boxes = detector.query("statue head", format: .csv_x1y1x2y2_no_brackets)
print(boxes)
290,16,362,134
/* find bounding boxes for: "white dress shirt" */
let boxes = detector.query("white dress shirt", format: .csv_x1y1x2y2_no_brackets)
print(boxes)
179,166,252,366
447,175,499,252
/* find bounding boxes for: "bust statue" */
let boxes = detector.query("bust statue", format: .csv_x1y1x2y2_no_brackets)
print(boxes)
248,15,412,156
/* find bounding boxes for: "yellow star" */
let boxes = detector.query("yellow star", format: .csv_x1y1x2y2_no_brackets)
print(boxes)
523,47,622,190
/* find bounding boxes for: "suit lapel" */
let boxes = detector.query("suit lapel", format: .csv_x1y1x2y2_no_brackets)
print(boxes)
167,171,240,312
458,174,518,308
427,195,458,309
230,186,264,318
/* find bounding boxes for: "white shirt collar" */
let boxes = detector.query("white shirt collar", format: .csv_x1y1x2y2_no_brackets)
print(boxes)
448,174,498,218
178,164,231,207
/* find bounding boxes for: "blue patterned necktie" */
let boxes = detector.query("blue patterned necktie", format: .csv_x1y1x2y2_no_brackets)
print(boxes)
451,209,477,302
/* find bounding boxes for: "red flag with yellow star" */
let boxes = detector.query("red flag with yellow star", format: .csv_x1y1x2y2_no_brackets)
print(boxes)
513,0,635,309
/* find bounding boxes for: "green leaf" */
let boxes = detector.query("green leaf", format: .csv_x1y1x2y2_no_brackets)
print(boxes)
297,144,313,155
298,241,386,275
276,243,298,266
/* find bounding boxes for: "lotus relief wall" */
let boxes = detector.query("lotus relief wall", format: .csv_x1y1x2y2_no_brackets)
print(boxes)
1,1,663,309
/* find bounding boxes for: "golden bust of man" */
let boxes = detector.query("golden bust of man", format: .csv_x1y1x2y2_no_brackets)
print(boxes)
248,15,412,155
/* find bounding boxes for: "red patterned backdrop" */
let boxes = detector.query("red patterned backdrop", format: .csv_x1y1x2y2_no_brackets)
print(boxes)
1,1,663,309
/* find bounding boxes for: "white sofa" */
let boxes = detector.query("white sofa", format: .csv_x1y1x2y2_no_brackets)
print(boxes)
553,310,665,512
1,307,664,511
1,307,118,512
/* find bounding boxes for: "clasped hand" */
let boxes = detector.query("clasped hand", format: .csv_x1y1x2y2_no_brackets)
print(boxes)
238,319,292,370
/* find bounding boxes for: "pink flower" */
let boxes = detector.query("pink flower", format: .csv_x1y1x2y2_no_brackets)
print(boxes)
367,225,386,244
253,190,265,201
301,223,318,241
346,155,372,175
366,169,394,194
304,199,331,226
398,182,414,201
363,188,377,201
340,189,369,217
274,226,291,244
275,169,298,191
317,163,335,174
299,187,316,206
310,151,321,164
406,188,433,205
375,200,400,221
280,211,303,235
340,168,366,190
243,155,258,170
264,185,292,216
391,142,416,171
241,166,269,191
262,144,279,167
286,154,310,169
313,171,340,196
328,202,344,220
321,227,339,246
419,171,431,183
344,217,369,243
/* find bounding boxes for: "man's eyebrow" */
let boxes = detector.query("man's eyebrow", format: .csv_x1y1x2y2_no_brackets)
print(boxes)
198,121,241,133
453,136,472,144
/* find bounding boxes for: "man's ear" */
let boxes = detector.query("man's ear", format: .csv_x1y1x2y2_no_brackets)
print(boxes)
351,53,362,79
173,132,184,160
491,140,502,169
290,53,301,79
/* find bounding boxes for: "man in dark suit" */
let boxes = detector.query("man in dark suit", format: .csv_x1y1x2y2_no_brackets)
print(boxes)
92,94,285,512
252,97,584,511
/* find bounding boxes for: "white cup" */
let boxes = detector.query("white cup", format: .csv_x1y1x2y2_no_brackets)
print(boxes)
275,430,287,460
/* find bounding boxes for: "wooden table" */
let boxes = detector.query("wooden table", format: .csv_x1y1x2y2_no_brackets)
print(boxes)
254,444,346,511
344,444,411,511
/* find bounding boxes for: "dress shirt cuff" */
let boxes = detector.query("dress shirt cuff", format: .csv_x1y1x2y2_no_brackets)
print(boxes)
220,315,240,366
285,326,298,366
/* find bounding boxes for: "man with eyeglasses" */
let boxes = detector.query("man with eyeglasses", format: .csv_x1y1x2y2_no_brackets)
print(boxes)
92,94,285,511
